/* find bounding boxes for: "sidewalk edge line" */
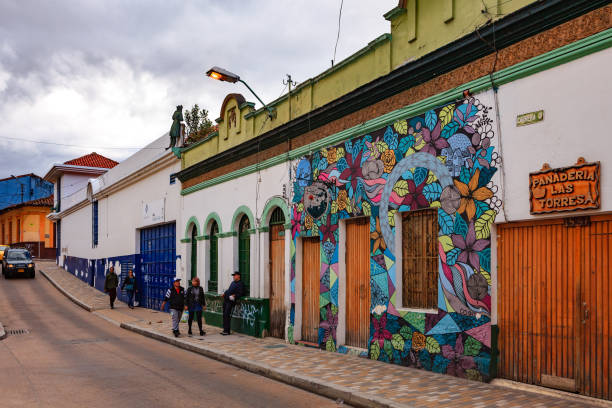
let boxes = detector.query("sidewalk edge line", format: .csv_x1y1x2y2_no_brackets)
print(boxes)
120,322,405,408
92,311,121,327
39,269,94,312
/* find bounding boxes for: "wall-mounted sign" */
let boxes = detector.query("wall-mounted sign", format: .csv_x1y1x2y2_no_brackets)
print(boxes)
142,199,165,225
517,110,544,126
529,158,600,214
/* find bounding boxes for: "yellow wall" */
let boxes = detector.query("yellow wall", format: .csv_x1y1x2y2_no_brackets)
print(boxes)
0,207,54,247
182,0,536,170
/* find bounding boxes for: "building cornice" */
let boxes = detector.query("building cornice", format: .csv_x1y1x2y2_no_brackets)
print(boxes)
180,27,612,196
177,0,610,184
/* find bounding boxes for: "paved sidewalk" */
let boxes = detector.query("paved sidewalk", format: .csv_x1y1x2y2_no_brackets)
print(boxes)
38,261,606,408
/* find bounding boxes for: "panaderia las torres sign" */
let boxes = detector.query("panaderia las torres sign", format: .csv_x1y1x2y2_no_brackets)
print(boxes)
529,158,600,214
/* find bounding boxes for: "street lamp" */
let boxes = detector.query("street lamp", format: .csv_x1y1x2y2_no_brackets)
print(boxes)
206,66,276,119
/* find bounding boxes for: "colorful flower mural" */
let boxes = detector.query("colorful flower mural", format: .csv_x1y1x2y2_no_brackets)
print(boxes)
289,96,497,380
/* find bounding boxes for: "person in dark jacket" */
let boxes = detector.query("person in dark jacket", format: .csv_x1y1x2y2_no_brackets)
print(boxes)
104,266,119,309
160,277,185,337
221,271,245,335
121,269,138,309
184,277,206,336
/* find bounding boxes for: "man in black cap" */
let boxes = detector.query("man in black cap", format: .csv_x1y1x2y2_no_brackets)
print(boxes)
221,271,245,335
160,277,185,337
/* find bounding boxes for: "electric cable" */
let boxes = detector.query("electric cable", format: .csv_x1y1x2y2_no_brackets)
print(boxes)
332,0,344,66
0,136,165,150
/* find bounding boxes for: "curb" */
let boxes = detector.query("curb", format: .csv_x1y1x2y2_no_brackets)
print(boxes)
120,322,405,408
0,321,6,340
39,269,94,312
491,379,610,408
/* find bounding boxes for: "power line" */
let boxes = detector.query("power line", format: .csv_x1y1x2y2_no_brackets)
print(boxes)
332,0,344,66
0,136,165,150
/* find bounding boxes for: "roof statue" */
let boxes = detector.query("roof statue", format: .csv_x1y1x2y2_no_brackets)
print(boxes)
168,105,183,150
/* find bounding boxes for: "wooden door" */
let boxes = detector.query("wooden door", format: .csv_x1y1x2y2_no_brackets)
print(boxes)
302,237,320,343
345,218,371,349
269,224,285,338
578,215,611,400
498,215,611,400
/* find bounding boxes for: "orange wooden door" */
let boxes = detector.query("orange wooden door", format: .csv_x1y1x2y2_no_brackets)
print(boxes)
345,218,371,349
269,224,285,338
302,237,320,343
498,215,611,400
578,215,611,400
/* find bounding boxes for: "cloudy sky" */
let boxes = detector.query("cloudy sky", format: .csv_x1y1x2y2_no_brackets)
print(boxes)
0,0,397,178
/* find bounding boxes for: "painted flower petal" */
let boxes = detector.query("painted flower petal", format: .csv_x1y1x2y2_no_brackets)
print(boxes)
453,179,469,196
472,239,489,252
468,251,480,271
466,221,476,246
472,187,493,201
457,198,468,215
457,251,468,264
416,194,429,208
451,234,466,249
465,199,476,220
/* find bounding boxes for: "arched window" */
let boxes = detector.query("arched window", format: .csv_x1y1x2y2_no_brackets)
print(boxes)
238,215,250,296
269,207,285,225
208,221,219,292
190,225,197,283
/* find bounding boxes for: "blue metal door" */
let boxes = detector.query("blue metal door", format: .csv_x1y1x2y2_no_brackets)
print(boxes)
139,223,176,310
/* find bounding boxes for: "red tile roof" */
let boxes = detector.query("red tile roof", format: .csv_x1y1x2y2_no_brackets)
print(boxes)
0,195,54,215
64,152,118,169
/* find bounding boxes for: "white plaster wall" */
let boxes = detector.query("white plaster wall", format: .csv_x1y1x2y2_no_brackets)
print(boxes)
181,160,291,298
61,173,91,199
496,46,612,222
57,134,184,279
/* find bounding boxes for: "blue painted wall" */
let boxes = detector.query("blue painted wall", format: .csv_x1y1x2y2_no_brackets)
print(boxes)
0,175,53,210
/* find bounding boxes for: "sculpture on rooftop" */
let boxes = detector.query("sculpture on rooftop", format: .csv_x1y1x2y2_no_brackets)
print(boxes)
167,105,183,150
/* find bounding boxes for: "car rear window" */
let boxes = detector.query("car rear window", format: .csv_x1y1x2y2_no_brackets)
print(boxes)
6,251,31,261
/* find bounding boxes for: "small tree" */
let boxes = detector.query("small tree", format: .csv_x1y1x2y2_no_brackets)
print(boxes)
184,104,214,144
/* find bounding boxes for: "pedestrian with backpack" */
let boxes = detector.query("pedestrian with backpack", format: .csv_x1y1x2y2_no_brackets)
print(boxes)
160,277,185,337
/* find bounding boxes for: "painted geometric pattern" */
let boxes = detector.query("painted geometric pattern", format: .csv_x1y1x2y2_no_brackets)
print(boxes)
289,96,500,380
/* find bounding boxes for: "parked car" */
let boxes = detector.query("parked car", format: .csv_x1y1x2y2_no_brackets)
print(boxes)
2,248,35,278
0,245,8,261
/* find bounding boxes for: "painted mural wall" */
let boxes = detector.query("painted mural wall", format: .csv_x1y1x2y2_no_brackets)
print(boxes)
289,94,500,380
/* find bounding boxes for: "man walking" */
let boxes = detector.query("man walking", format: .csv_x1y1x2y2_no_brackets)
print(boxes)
121,269,138,309
104,266,119,309
185,277,206,336
160,277,185,337
221,271,245,335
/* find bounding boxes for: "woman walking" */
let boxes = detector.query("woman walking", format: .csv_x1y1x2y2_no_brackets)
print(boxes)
104,266,119,309
121,269,138,309
185,277,206,336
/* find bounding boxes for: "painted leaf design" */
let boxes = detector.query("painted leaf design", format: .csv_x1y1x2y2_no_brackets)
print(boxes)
425,110,437,130
391,333,405,351
326,337,336,352
388,209,397,227
480,268,492,286
426,336,441,354
400,325,412,340
311,223,319,236
297,202,304,213
414,167,428,186
398,135,415,153
384,127,399,150
362,201,371,217
384,339,393,357
426,170,437,184
453,215,468,237
393,180,410,197
320,148,328,158
394,120,408,135
474,200,490,219
439,104,455,128
430,201,441,208
464,336,482,356
479,248,491,272
475,209,496,240
330,201,338,214
375,141,388,154
440,121,460,139
446,248,461,265
460,167,472,185
423,183,442,201
438,210,454,235
439,235,454,252
370,341,381,360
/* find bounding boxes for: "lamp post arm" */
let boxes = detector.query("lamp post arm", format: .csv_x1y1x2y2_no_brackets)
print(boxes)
238,79,275,118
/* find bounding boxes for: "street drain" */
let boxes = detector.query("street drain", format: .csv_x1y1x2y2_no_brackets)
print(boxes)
7,329,29,335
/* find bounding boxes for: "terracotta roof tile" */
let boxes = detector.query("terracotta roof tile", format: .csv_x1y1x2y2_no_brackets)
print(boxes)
0,194,54,215
64,152,118,169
